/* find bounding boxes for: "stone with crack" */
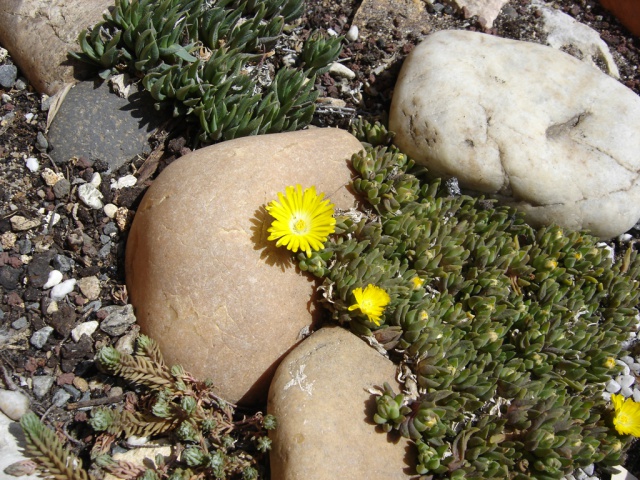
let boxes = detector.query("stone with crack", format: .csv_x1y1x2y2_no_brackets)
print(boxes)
390,30,640,238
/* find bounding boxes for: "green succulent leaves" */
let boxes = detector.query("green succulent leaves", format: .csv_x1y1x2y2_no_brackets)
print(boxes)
297,120,640,478
71,0,342,142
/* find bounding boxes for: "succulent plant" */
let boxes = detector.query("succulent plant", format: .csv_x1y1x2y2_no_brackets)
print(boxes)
295,118,640,478
70,0,342,143
21,335,276,480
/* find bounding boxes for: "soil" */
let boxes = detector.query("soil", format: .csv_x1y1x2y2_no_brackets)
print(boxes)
1,0,640,478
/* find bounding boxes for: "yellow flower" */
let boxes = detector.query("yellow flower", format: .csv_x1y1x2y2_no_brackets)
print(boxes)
612,394,640,437
348,284,390,326
604,357,616,369
266,184,336,257
411,276,425,289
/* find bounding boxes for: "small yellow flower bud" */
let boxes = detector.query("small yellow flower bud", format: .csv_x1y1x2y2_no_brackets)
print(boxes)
604,357,616,369
411,277,425,289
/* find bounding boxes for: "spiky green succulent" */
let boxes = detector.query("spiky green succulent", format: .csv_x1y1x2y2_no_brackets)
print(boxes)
70,0,342,143
296,119,640,478
22,335,275,480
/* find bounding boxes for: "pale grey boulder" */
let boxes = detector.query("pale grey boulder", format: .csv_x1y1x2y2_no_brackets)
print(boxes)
390,30,640,239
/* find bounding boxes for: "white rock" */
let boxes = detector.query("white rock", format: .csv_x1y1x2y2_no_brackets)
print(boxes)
345,24,359,42
90,172,102,188
43,211,61,227
25,157,39,172
582,464,595,476
448,0,509,28
390,30,640,238
103,203,118,218
110,174,137,190
42,270,63,289
71,321,99,342
606,379,621,393
40,167,63,186
78,183,104,209
534,1,619,78
329,62,356,80
0,390,30,421
50,278,76,301
633,388,640,403
616,359,631,376
621,385,634,397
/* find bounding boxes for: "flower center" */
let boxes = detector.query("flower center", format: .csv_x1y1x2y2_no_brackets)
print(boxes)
292,217,308,234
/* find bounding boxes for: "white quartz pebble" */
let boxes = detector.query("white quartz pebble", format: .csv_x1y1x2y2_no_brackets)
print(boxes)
43,270,63,289
50,279,76,301
25,157,39,172
606,379,621,393
617,374,635,388
71,321,100,342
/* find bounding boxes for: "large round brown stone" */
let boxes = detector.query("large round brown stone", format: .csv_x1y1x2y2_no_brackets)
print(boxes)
125,128,363,405
0,0,110,95
268,326,416,479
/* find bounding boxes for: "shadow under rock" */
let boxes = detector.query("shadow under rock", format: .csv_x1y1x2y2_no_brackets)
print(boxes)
250,205,294,272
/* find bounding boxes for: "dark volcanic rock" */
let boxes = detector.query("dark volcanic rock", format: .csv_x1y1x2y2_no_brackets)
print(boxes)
47,80,169,170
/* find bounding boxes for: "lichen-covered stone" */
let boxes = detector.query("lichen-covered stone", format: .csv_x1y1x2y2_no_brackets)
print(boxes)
268,326,415,479
126,128,362,405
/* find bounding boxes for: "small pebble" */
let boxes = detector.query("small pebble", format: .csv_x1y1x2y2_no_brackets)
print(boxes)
35,131,48,152
103,222,118,236
30,326,54,349
100,304,137,336
53,178,71,198
43,270,63,289
346,24,359,42
53,254,74,272
0,64,18,88
11,317,28,330
51,389,72,407
83,300,102,313
90,172,102,188
633,389,640,403
16,238,32,254
616,360,631,376
14,78,27,90
71,321,100,342
32,375,55,399
621,385,634,397
582,464,594,476
605,379,621,393
0,389,30,420
50,278,76,301
10,215,40,231
98,243,112,258
77,276,101,300
616,374,635,388
104,203,118,218
40,168,63,186
25,157,39,172
73,376,89,392
329,62,356,80
62,385,81,401
111,174,137,190
46,300,59,315
78,183,104,209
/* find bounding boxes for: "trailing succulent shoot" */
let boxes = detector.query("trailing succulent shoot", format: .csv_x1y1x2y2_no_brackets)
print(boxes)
293,119,640,478
70,0,342,142
21,335,275,480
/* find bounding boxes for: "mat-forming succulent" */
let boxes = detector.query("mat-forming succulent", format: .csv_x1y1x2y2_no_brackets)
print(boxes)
292,119,640,478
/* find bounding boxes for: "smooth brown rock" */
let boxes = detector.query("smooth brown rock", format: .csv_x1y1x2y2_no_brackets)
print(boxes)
0,0,110,95
126,128,363,405
268,326,415,479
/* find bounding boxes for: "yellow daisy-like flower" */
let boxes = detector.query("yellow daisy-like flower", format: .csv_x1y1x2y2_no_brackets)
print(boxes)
411,276,425,289
612,394,640,437
266,184,336,257
348,284,391,326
